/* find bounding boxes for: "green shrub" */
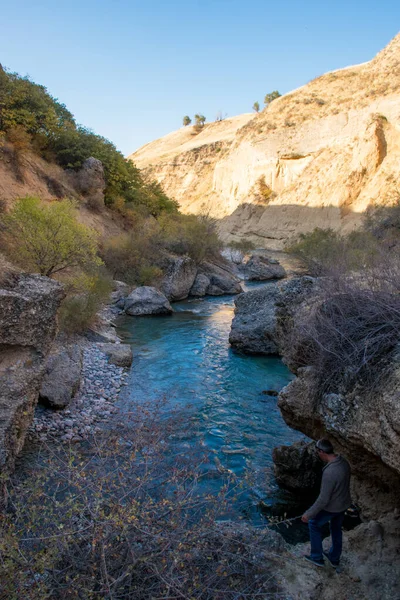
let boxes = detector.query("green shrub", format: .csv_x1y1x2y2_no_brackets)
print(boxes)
100,218,162,285
158,213,222,264
0,67,177,215
287,227,381,275
1,196,101,277
58,271,112,333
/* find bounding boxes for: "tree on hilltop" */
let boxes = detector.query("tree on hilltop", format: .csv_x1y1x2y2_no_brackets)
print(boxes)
264,91,281,106
194,114,206,127
183,116,191,126
253,101,260,113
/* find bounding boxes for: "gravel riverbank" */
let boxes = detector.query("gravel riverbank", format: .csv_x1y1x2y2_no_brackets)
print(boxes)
28,342,129,443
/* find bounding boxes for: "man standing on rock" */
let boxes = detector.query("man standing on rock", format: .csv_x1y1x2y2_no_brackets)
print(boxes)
301,439,351,568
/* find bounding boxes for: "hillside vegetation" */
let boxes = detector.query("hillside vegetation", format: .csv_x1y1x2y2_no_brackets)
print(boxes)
0,65,177,215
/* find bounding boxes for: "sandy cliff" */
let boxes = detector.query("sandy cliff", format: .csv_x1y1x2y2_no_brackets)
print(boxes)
130,33,400,249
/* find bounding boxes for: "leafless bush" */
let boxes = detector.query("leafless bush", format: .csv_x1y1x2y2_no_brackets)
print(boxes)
284,262,400,396
1,400,288,599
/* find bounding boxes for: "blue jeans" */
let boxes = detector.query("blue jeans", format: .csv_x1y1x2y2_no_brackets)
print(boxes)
308,510,345,563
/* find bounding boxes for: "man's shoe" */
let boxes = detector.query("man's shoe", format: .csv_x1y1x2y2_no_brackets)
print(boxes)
304,555,325,567
323,552,340,568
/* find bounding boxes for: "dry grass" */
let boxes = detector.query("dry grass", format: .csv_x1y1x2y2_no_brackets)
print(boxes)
239,33,400,139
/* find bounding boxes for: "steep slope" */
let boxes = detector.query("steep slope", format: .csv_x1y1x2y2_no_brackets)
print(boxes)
130,33,400,249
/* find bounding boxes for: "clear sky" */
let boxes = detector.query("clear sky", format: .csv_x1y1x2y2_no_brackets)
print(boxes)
1,1,399,156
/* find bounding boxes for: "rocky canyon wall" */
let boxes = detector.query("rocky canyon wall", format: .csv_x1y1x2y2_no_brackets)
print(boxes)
130,33,400,249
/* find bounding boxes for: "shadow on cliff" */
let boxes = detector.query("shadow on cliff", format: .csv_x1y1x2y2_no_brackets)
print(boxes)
218,203,362,247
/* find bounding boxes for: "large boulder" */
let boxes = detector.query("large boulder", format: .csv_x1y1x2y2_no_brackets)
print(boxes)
97,343,133,367
272,440,322,493
0,273,65,353
39,343,83,409
124,286,173,316
189,273,210,297
197,261,243,296
111,280,130,306
229,285,280,354
160,256,197,301
75,157,105,209
243,254,286,281
0,274,64,482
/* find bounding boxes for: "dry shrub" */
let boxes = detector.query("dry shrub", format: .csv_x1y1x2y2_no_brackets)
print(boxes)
284,261,400,396
0,400,287,599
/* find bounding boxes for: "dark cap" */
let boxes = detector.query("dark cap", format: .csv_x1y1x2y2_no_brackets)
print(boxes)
316,439,334,454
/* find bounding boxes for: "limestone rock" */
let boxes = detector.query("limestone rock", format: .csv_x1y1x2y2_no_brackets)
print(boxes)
111,280,130,304
39,343,83,409
0,273,64,354
160,256,197,301
189,273,210,297
272,440,322,493
0,274,64,480
124,286,173,316
97,343,133,367
199,261,243,296
243,254,286,281
229,285,280,354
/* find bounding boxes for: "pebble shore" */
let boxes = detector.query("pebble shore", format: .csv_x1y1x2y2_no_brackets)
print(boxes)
28,343,129,443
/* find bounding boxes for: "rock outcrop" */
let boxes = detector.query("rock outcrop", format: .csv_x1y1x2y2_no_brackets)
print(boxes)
196,261,243,296
39,343,83,409
278,365,400,518
272,440,322,494
130,34,400,249
189,273,210,297
0,273,64,479
160,255,198,301
229,276,317,355
74,157,106,209
272,276,400,518
229,286,280,354
124,286,173,316
243,254,286,281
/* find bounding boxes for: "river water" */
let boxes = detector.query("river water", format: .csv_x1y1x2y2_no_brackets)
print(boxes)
115,282,306,528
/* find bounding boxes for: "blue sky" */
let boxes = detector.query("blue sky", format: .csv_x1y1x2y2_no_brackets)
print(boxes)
1,1,399,156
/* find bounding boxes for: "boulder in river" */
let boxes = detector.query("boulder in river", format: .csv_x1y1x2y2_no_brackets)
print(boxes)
197,261,243,296
160,255,197,301
124,286,173,316
244,254,286,281
229,285,280,354
189,273,210,297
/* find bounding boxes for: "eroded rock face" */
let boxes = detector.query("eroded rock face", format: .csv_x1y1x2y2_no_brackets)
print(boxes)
244,255,286,281
272,440,322,493
198,261,243,296
124,286,173,316
39,343,83,409
229,286,280,354
75,157,105,209
0,274,64,479
278,365,400,517
160,256,198,301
